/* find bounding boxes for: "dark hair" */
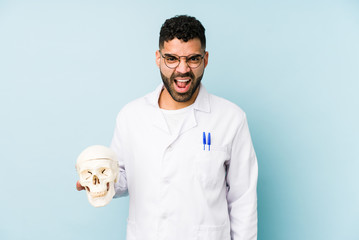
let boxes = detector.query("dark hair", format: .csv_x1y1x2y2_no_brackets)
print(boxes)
159,15,206,50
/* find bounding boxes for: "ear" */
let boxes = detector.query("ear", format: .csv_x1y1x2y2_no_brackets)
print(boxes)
204,51,209,68
155,50,161,68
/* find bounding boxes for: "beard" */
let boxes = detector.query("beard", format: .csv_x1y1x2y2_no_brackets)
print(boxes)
160,70,204,103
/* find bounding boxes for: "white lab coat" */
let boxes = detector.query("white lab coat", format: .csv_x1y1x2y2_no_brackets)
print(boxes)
110,84,258,240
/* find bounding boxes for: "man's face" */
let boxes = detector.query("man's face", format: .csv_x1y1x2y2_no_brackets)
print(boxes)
156,38,208,103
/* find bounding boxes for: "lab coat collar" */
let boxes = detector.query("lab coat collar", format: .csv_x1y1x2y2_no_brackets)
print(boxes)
145,83,211,113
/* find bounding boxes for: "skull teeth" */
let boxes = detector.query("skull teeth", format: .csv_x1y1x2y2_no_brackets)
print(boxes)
90,191,107,198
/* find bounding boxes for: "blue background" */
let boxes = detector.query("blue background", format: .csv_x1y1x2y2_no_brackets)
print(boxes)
0,0,358,239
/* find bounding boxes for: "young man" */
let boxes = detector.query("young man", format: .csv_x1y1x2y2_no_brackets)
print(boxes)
78,15,258,240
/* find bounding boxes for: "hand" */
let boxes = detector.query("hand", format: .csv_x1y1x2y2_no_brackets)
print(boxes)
76,180,85,191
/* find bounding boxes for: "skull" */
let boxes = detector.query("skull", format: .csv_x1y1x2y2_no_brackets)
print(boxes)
76,145,119,207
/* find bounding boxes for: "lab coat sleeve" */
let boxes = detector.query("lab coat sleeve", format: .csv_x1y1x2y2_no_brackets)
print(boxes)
226,114,258,240
110,111,129,198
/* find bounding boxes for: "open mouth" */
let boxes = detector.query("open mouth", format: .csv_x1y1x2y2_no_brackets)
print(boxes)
174,79,191,93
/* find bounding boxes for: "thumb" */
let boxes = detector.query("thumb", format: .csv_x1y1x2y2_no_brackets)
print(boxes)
76,181,85,191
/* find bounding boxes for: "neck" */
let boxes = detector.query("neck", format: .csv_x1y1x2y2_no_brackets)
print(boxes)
158,87,199,110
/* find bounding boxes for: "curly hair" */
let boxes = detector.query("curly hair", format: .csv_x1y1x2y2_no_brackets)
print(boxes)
159,15,206,49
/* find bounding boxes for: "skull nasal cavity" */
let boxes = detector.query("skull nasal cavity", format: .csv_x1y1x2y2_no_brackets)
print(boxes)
93,175,100,185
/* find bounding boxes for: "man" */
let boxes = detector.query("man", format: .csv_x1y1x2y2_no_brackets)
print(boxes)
77,15,258,240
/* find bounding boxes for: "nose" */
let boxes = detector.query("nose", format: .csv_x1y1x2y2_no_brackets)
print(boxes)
176,58,191,74
93,175,100,185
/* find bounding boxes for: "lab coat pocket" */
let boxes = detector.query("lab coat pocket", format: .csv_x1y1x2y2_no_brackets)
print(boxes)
195,145,229,188
195,222,231,240
126,219,136,240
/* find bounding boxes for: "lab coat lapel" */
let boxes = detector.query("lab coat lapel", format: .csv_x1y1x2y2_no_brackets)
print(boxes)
179,84,211,135
194,84,211,113
145,84,170,134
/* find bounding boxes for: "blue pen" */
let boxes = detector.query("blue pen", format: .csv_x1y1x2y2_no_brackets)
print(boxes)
203,132,206,150
208,132,211,151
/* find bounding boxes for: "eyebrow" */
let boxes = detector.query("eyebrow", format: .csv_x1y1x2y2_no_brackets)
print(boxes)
163,53,203,57
163,53,176,57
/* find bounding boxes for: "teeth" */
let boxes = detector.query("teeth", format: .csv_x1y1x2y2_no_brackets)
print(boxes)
176,79,190,82
90,191,107,198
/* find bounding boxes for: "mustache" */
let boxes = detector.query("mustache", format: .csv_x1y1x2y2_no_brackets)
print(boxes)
171,71,195,80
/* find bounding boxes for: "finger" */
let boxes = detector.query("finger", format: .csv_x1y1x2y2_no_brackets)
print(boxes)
76,181,85,191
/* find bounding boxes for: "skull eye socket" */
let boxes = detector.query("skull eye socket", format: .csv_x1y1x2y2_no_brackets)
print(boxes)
100,168,109,176
81,170,92,180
